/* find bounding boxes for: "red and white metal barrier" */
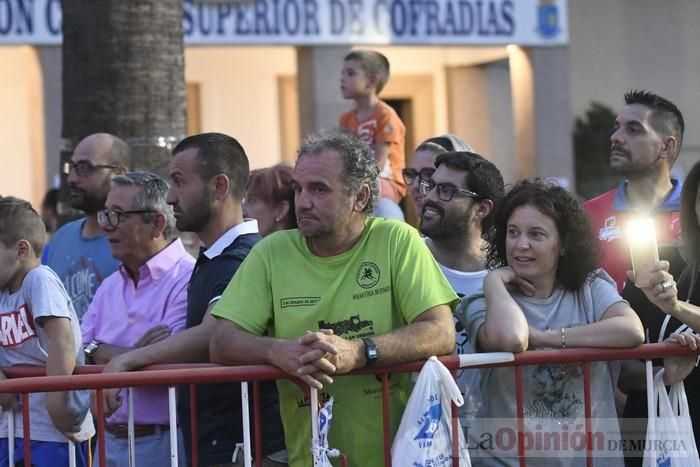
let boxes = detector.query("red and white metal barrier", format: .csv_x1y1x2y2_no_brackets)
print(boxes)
0,343,698,467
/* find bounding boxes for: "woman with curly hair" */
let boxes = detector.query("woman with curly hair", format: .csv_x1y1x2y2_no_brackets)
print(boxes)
457,179,644,466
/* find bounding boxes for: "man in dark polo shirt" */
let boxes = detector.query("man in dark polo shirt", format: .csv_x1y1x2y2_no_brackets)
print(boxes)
102,133,286,466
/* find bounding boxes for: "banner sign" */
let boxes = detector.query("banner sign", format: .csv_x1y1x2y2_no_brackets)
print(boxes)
0,0,568,46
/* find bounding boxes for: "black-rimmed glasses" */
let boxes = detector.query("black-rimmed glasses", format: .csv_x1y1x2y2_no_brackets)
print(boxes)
418,179,480,202
402,167,435,186
97,209,157,227
63,160,120,177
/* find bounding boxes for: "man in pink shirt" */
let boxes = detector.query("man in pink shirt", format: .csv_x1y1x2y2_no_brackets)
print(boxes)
80,171,195,467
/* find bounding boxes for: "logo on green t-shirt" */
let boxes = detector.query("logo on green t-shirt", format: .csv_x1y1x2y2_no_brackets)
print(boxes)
318,314,374,338
356,262,380,289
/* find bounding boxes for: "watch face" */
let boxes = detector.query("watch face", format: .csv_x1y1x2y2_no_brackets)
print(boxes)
363,338,379,364
84,341,99,355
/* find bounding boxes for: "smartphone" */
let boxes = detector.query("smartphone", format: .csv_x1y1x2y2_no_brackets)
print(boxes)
627,218,659,288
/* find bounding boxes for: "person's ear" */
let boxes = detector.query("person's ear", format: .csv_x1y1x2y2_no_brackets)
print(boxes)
367,73,381,90
475,199,494,220
661,136,678,163
212,174,231,201
16,239,32,260
152,212,167,238
353,185,371,212
274,201,290,224
113,166,127,176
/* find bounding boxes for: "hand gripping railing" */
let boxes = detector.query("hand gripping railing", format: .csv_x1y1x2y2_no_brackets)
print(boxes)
0,343,698,467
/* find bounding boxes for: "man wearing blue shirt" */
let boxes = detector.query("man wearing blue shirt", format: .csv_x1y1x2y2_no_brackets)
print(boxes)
44,133,129,320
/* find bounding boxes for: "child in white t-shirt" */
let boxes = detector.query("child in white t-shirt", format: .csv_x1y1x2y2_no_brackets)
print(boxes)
0,197,94,466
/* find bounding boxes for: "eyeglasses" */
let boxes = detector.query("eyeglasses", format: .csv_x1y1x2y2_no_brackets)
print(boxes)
97,209,157,227
418,179,480,202
402,167,435,186
63,160,120,177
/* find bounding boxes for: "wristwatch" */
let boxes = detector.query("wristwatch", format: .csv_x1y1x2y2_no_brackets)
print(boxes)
361,337,380,366
84,339,101,359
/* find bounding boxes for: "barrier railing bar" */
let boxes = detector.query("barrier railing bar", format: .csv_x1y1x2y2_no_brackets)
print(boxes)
253,381,263,467
188,384,199,467
583,361,593,467
3,343,698,393
3,344,700,467
21,393,30,466
127,387,135,467
95,388,107,467
168,386,179,466
381,372,391,467
515,366,525,467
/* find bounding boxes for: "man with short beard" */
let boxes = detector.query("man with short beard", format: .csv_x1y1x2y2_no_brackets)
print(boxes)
102,133,286,466
44,133,128,320
584,90,685,292
418,151,504,430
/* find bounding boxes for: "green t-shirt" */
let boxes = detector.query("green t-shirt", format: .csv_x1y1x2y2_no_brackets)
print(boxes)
212,217,458,467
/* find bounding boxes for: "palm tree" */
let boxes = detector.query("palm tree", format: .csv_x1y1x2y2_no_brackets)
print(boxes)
60,0,186,219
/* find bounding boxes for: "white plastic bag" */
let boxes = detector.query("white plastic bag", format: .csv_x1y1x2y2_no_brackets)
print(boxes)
643,367,700,467
311,395,340,467
391,356,471,467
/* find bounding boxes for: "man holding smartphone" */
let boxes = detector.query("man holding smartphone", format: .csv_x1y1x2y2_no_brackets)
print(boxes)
586,90,686,466
584,89,685,292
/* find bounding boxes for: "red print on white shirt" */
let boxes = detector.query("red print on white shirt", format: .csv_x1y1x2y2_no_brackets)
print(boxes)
356,120,377,145
0,304,36,347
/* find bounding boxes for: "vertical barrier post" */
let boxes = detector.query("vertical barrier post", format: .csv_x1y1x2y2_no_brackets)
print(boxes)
95,389,107,467
381,373,391,467
21,393,30,466
128,388,135,467
8,409,15,467
253,381,263,467
68,441,76,467
452,402,460,467
583,362,593,467
189,384,199,467
311,387,320,467
240,382,252,467
169,387,179,467
514,367,526,467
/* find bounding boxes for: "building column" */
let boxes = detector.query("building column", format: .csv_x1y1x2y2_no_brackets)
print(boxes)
531,46,574,188
37,46,62,191
296,46,351,139
508,46,536,180
509,46,574,187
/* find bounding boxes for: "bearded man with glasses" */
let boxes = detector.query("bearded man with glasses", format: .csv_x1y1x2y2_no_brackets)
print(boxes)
418,151,505,435
80,171,194,466
43,133,129,320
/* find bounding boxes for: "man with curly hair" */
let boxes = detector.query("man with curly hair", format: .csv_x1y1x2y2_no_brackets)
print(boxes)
209,129,458,467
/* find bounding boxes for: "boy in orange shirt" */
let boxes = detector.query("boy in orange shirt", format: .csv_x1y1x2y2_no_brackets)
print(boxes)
339,50,406,218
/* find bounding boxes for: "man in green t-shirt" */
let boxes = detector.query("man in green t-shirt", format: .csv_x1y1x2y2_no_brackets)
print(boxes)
210,128,458,467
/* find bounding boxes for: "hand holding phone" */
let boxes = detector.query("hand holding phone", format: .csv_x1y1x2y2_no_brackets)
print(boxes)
627,218,659,288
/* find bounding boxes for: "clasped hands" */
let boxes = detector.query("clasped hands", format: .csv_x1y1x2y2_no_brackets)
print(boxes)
275,329,360,390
